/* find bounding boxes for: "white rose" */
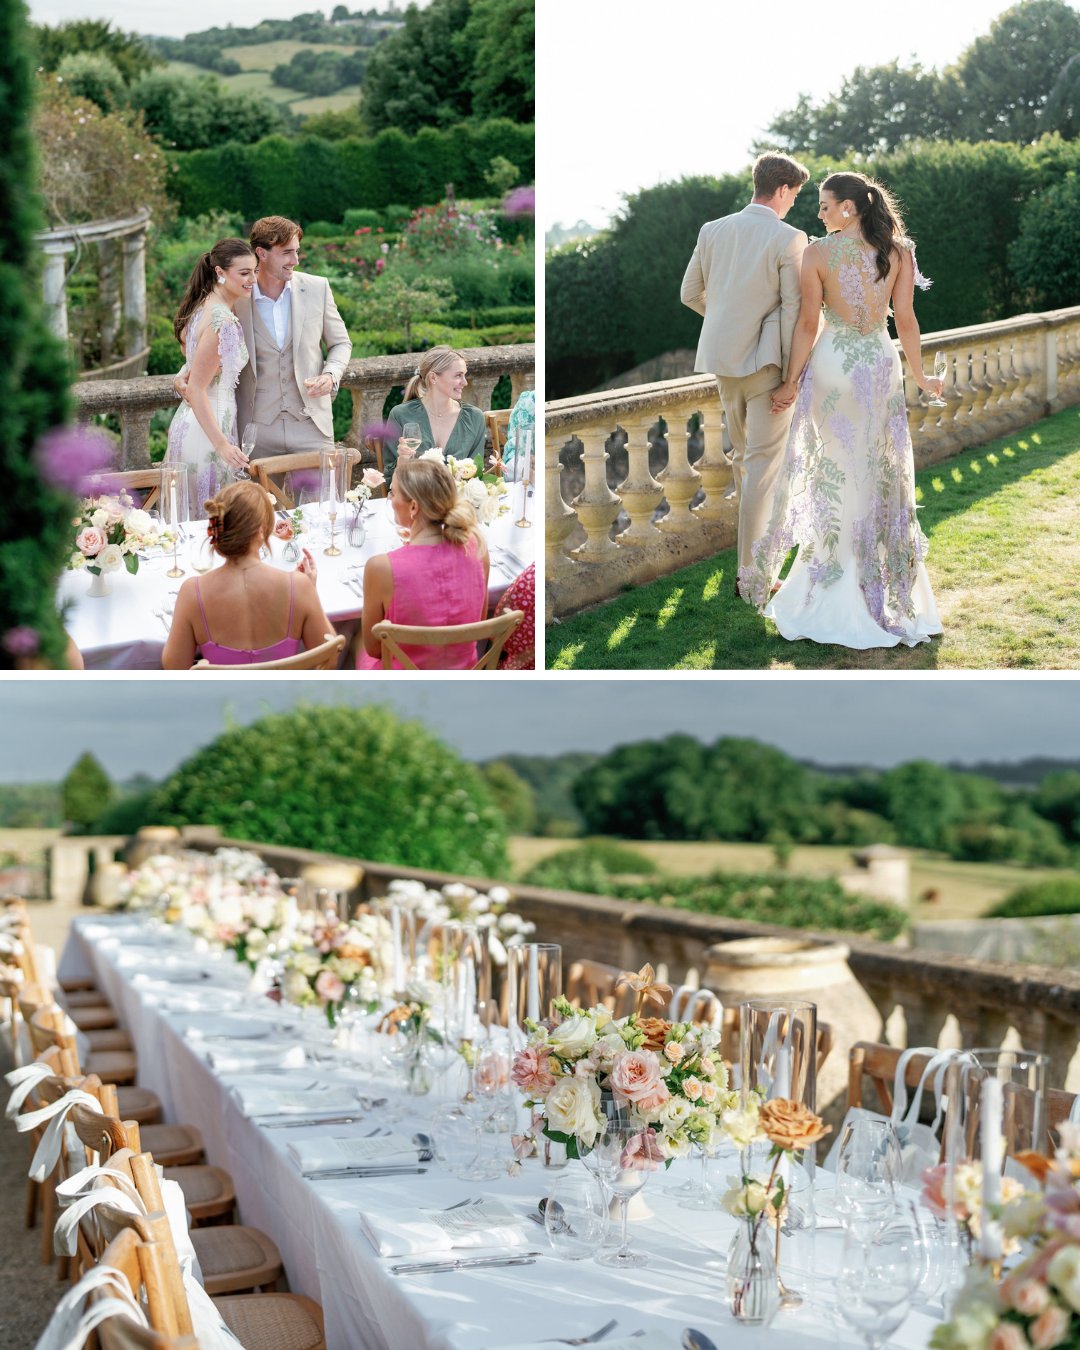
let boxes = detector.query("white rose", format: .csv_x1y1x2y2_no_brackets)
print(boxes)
91,508,109,529
97,543,124,572
1049,1247,1080,1312
544,1076,601,1146
125,508,152,535
548,1012,598,1058
70,551,87,569
405,978,440,1005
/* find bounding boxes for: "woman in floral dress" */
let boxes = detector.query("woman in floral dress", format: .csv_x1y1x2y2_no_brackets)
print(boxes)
743,172,944,648
164,238,254,517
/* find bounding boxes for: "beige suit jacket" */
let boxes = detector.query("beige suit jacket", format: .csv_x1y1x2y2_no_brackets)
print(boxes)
236,271,352,440
680,204,807,381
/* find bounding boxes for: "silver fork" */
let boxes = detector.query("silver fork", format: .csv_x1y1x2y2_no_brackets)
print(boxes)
541,1319,617,1345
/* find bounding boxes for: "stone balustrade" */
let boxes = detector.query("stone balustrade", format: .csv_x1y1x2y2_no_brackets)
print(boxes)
159,829,1080,1092
72,344,535,470
546,306,1080,620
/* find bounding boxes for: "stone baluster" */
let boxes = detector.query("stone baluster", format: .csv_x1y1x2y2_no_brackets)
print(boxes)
967,344,993,435
469,372,499,412
1040,1017,1080,1094
904,367,934,464
982,343,1011,440
614,414,663,546
899,995,952,1051
41,242,73,341
949,346,978,449
510,367,534,404
98,239,122,365
545,436,579,582
1044,325,1060,414
656,407,701,533
692,403,735,524
121,227,148,359
346,382,387,454
570,424,621,560
954,1006,1012,1055
1017,329,1045,422
119,406,153,469
998,337,1026,435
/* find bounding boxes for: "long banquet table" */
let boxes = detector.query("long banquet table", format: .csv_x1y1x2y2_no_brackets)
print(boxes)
59,915,941,1350
58,487,535,670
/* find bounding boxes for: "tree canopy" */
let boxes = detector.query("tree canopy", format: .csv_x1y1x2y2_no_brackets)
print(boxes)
62,753,115,830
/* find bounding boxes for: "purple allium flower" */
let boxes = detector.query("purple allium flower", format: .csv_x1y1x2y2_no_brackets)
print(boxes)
34,425,115,495
502,186,535,218
363,421,400,442
2,627,40,657
291,469,321,495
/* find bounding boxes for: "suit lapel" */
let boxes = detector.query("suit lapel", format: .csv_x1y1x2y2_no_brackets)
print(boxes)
290,273,306,370
238,293,256,377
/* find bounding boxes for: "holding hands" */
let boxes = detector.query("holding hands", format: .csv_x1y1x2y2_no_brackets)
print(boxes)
770,381,798,414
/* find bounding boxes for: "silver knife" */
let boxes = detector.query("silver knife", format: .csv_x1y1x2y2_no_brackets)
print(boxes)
496,545,527,570
304,1165,428,1179
391,1252,541,1275
259,1115,364,1129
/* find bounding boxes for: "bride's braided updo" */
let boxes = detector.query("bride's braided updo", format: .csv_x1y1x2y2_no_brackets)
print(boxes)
822,171,909,283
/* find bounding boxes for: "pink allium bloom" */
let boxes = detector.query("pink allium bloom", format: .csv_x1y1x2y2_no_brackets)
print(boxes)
620,1128,665,1171
315,970,345,1003
76,527,106,557
35,425,115,493
511,1045,557,1095
2,626,40,657
503,186,535,218
610,1049,669,1113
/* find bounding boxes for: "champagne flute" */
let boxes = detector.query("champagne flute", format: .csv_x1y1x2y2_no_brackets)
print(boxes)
401,422,422,458
928,351,947,407
240,423,258,474
584,1123,661,1269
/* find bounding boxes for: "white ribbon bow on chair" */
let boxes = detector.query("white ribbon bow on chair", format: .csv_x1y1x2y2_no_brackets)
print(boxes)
32,1260,149,1350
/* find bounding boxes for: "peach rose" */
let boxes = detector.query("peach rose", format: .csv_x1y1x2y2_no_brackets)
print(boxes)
315,969,345,1003
274,519,294,540
1030,1306,1070,1350
76,526,105,557
989,1325,1030,1350
1012,1281,1051,1317
610,1048,669,1114
759,1098,830,1152
511,1045,557,1095
636,1017,671,1052
663,1041,684,1064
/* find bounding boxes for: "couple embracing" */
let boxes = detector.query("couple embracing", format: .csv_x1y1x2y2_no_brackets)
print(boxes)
681,152,943,650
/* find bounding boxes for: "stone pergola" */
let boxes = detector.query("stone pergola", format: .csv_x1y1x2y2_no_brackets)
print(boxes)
36,206,151,379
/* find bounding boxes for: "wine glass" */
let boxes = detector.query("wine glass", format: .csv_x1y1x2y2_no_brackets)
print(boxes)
582,1122,661,1269
240,423,258,474
929,351,947,407
189,530,214,575
835,1117,902,1234
401,422,422,458
834,1219,921,1350
543,1168,608,1261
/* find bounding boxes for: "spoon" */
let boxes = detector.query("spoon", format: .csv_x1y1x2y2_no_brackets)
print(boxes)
682,1330,719,1350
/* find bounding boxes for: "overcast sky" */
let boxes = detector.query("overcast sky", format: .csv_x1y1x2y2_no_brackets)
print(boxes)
0,679,1076,783
538,0,1056,232
28,1,432,40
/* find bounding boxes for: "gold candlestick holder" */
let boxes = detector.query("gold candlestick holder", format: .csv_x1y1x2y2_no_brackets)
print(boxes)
515,475,533,529
324,510,341,557
166,533,184,579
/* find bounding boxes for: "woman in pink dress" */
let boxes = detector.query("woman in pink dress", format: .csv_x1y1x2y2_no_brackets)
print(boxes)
163,481,334,667
358,457,488,670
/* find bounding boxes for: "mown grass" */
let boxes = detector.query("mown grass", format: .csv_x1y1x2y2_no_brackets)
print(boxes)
547,406,1080,670
165,45,362,114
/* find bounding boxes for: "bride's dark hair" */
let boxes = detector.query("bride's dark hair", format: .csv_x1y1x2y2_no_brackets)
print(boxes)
821,172,908,283
173,237,254,344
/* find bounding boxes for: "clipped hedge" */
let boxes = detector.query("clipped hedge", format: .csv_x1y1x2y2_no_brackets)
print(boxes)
170,120,535,220
989,878,1080,919
520,839,660,892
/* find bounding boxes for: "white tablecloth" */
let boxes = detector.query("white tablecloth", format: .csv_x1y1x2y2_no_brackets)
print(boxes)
59,915,941,1350
58,489,535,670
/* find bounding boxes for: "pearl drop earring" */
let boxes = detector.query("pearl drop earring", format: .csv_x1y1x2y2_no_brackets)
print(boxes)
842,210,850,218
216,273,225,283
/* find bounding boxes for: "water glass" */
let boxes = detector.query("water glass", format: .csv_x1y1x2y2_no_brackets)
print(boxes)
543,1168,608,1261
835,1117,902,1233
430,1101,480,1179
835,1219,921,1349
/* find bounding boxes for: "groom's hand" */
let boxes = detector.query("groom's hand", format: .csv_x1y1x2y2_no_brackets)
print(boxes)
770,382,797,413
304,374,334,398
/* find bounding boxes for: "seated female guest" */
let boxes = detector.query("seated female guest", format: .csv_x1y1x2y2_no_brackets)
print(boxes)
163,480,334,668
358,458,488,670
383,346,485,486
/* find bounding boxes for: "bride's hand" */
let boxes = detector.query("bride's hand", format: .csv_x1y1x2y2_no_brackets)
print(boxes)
771,382,797,413
173,371,190,404
219,442,250,473
922,375,944,399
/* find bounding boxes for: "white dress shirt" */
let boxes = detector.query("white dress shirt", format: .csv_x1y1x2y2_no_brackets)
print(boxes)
253,278,292,349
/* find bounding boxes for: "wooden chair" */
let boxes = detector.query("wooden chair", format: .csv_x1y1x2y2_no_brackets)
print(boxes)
26,997,138,1087
91,1228,199,1349
666,986,724,1030
84,470,161,511
565,959,636,1018
249,451,323,509
720,1006,834,1080
370,610,523,671
194,633,345,671
483,408,511,472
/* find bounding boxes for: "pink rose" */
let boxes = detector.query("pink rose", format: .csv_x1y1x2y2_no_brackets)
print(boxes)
274,519,293,540
921,1163,966,1221
361,468,384,490
620,1127,666,1172
1031,1306,1070,1350
315,969,345,1003
1012,1282,1051,1317
989,1325,1030,1350
511,1045,557,1095
76,526,105,557
610,1049,670,1114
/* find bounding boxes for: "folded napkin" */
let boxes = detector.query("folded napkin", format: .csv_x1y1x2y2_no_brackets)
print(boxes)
181,1014,274,1041
358,1196,529,1257
287,1131,421,1176
210,1045,309,1075
145,988,246,1013
228,1079,357,1116
501,1339,668,1350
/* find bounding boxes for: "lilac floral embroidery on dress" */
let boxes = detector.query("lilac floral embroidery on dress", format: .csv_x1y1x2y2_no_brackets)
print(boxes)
164,304,249,517
743,233,941,648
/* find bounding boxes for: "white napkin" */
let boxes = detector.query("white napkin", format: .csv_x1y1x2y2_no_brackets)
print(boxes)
358,1196,529,1257
209,1045,308,1074
181,1013,273,1040
501,1339,668,1350
286,1131,419,1175
228,1079,357,1116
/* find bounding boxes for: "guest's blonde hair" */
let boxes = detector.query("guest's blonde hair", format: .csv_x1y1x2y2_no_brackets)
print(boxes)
204,480,274,558
394,458,477,548
403,346,467,402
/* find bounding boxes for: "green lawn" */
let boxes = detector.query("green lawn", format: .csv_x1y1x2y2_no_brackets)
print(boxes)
548,406,1080,670
165,47,362,113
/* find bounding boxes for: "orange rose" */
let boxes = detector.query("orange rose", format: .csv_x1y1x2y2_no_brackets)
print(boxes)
637,1017,672,1052
759,1098,830,1152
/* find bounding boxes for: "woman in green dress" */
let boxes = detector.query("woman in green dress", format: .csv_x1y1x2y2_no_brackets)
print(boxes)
384,346,486,486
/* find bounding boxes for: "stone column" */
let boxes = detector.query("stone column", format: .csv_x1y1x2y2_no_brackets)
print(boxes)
119,407,153,470
570,424,620,560
614,414,662,546
544,439,578,581
509,366,534,404
655,410,701,532
468,373,499,412
1044,326,1059,413
347,381,382,456
99,238,123,364
122,228,148,360
41,243,72,341
692,402,735,524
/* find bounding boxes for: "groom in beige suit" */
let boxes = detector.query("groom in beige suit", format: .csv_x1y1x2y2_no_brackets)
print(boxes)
680,152,810,599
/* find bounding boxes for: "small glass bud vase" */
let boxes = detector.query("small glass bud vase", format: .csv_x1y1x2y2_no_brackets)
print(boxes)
726,1218,780,1326
405,1036,432,1096
347,511,367,550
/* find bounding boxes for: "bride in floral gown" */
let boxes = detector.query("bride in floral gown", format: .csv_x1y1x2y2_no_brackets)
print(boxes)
164,238,254,516
742,172,944,648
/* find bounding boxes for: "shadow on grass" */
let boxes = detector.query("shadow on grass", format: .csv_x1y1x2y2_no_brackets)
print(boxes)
547,409,1080,671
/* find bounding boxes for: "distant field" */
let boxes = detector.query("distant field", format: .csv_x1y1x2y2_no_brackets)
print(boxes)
164,47,362,113
504,837,1072,924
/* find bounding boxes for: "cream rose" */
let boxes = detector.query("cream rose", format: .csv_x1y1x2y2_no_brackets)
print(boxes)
544,1075,601,1146
548,1012,598,1058
96,543,124,572
1049,1247,1080,1313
